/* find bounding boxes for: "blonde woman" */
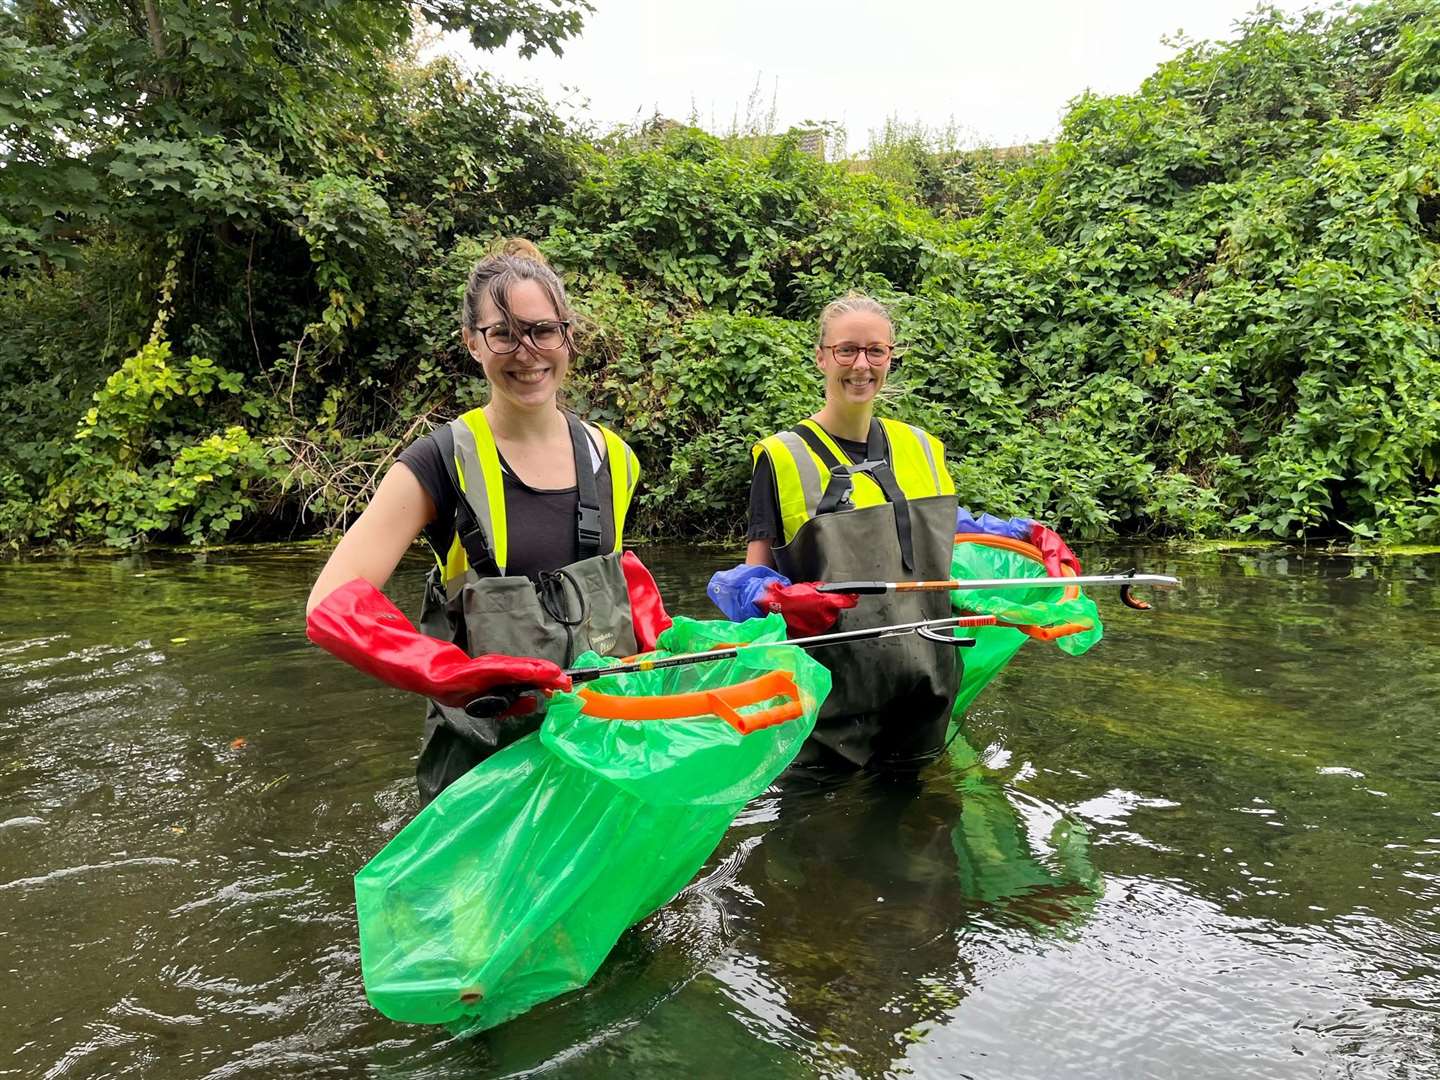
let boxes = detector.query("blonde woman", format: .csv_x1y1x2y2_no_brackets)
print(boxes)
709,292,958,770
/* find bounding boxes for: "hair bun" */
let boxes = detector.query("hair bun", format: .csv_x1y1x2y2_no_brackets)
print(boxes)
493,237,547,265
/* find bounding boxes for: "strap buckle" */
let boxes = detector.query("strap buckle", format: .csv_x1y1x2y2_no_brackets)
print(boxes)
456,510,499,577
827,461,880,510
577,503,603,552
821,459,882,513
564,409,605,560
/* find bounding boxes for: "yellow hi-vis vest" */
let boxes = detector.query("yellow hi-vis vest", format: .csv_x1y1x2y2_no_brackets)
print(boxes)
752,417,955,545
438,406,640,588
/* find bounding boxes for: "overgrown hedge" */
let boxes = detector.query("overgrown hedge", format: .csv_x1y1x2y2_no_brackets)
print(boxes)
2,0,1438,548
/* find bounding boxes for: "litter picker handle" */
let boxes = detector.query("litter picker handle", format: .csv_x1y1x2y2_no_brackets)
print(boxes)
462,614,999,718
817,572,1180,595
818,581,945,595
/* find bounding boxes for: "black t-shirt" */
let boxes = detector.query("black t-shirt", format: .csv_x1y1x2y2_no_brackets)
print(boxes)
747,430,868,543
398,429,615,580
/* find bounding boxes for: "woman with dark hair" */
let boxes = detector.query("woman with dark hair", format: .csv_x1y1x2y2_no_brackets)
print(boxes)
306,239,669,803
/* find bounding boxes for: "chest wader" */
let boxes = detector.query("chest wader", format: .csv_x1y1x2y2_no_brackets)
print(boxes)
415,411,638,805
771,422,958,771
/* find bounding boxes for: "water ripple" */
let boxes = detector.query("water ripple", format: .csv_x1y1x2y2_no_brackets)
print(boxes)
0,856,182,891
1,546,1438,1078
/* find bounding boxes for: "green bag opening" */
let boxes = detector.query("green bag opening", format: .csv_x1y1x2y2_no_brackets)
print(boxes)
354,613,831,1035
950,535,1104,715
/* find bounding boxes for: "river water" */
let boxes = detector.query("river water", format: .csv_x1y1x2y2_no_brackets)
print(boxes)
1,544,1436,1079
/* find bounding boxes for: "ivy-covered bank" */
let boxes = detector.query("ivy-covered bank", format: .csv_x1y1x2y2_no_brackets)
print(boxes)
2,0,1438,549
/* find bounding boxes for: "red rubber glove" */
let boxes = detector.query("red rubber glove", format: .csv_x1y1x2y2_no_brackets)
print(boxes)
305,578,571,707
757,581,858,638
621,551,673,652
1027,522,1083,578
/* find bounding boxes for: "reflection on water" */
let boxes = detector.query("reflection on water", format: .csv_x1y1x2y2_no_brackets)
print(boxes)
1,544,1437,1079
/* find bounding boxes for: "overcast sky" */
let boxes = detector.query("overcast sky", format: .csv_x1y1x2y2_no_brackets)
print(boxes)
432,0,1330,155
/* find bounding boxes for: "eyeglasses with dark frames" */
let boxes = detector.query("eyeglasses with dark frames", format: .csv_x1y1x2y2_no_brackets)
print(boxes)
474,320,572,354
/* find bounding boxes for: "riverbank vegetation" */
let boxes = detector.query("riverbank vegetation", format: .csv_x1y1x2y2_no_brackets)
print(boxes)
2,0,1437,549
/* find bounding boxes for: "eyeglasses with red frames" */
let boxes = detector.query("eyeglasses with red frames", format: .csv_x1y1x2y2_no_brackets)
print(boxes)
821,342,901,366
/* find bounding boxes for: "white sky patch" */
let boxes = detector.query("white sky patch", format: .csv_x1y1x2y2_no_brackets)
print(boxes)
427,0,1333,154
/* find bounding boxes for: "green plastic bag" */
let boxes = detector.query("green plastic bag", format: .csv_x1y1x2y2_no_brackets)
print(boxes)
354,614,830,1035
950,539,1104,715
943,732,1103,928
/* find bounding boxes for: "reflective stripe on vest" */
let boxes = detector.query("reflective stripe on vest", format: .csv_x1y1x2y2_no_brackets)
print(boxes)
600,426,640,542
439,407,639,586
753,417,955,545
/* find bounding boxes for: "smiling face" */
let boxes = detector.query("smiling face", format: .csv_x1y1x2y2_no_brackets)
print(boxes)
464,278,572,412
816,309,894,406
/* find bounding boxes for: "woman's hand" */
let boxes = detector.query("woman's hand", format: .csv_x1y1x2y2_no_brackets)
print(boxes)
307,577,571,706
757,581,858,637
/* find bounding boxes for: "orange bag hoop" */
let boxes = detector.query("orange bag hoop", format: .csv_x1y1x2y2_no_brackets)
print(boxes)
953,532,1085,636
577,669,803,735
952,532,1081,600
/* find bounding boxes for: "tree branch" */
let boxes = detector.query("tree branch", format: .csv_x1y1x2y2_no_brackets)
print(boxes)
142,0,168,60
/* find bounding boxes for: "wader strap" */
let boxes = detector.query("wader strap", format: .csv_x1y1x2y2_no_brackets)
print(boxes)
434,423,500,577
794,423,848,472
565,410,603,560
806,421,916,573
864,459,915,573
864,418,888,464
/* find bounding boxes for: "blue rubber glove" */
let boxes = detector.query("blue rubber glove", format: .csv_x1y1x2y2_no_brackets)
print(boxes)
707,564,791,623
956,507,1035,541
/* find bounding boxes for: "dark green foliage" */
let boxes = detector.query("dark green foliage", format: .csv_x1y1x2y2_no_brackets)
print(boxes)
0,0,587,546
2,0,1437,547
554,2,1439,544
